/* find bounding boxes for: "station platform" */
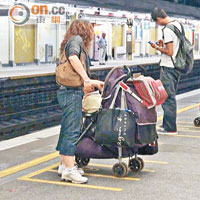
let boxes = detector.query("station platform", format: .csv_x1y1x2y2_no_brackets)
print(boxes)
0,55,200,79
0,89,200,200
0,56,161,79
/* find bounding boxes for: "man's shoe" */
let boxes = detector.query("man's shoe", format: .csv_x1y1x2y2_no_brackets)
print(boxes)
61,167,88,184
157,128,177,135
159,125,164,129
58,163,84,176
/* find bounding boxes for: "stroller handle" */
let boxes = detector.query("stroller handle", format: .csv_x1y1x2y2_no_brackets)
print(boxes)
123,65,131,82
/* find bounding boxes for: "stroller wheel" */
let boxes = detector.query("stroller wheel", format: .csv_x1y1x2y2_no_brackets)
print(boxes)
194,117,200,127
75,157,90,168
128,158,142,172
112,162,128,177
137,157,144,170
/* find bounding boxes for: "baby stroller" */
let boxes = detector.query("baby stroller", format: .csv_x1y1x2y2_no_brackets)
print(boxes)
75,66,163,177
194,104,200,127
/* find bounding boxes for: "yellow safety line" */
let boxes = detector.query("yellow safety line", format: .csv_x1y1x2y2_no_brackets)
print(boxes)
18,177,122,192
177,121,194,125
157,125,199,132
48,169,60,173
177,125,200,129
158,132,200,138
84,173,139,181
10,73,55,80
177,103,200,114
178,128,200,132
47,169,140,181
0,152,59,178
143,160,168,165
49,167,154,174
18,163,60,179
174,134,200,139
157,103,200,122
2,103,198,178
88,163,114,168
18,162,122,192
142,169,155,173
88,163,156,172
157,103,200,138
122,158,168,165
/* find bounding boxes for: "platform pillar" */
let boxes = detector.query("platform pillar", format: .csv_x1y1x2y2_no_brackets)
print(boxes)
34,24,40,65
9,21,15,67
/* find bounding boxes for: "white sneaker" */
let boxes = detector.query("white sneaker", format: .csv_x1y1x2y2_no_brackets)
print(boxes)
61,167,88,184
157,128,177,135
58,163,65,176
58,163,84,176
76,166,85,176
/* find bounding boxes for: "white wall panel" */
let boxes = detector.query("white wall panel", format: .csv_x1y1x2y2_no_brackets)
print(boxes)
38,24,57,62
0,17,9,64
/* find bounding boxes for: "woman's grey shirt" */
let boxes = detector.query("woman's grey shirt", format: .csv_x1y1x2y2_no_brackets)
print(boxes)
65,35,90,76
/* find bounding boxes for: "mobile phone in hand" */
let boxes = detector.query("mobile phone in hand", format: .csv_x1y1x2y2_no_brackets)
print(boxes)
148,41,159,45
148,41,155,45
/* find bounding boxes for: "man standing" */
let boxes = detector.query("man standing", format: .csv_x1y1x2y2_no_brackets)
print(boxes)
150,8,182,135
98,33,107,65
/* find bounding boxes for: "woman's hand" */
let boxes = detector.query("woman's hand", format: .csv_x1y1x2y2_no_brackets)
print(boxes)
83,80,104,95
90,80,104,92
83,80,94,95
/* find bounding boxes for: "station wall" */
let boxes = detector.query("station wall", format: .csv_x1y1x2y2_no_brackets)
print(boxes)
1,14,200,66
0,17,9,65
112,24,123,52
38,24,57,63
14,25,35,64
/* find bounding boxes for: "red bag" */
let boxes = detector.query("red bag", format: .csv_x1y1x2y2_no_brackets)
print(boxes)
133,76,168,109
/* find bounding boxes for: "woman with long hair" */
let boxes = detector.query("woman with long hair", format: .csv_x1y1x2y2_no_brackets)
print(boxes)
56,19,104,184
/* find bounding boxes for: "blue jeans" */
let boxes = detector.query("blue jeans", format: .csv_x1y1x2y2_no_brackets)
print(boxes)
160,66,181,132
56,87,83,156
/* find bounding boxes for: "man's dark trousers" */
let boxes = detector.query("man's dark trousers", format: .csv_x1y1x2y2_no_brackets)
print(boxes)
160,66,181,132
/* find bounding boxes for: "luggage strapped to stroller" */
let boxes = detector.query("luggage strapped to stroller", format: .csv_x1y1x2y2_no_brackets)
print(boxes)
119,75,168,109
75,66,160,177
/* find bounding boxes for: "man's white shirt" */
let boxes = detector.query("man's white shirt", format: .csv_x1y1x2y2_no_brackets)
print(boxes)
160,21,182,68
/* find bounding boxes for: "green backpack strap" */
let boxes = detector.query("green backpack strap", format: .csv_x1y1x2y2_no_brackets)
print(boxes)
163,21,185,67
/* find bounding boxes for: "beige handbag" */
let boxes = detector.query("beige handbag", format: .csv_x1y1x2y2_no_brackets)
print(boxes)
56,51,86,87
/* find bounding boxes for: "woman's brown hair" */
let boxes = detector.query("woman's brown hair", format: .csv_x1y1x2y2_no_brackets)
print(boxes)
60,19,94,54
